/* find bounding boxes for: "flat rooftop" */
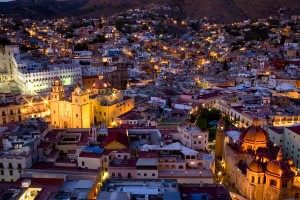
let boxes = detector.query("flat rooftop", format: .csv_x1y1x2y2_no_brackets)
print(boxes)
54,180,94,200
179,184,231,200
100,179,179,200
128,129,163,149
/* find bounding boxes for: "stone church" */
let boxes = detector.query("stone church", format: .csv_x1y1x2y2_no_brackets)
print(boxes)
216,118,300,200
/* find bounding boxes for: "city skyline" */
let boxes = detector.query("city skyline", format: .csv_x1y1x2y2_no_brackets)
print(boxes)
0,2,299,200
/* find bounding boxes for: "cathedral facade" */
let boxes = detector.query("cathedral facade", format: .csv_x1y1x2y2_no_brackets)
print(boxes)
50,76,134,128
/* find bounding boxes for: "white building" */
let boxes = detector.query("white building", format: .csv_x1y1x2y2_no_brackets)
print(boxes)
177,124,208,151
268,125,300,167
16,64,82,95
0,45,82,95
0,149,32,182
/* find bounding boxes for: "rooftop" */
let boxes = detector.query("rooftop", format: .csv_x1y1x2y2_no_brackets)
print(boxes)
286,125,300,135
179,184,231,200
100,179,179,199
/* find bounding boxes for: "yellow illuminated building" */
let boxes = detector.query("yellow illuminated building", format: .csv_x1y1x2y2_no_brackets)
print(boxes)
0,97,50,125
50,77,134,128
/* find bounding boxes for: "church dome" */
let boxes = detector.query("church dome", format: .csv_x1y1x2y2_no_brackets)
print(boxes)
266,149,294,178
93,79,110,90
248,159,263,173
240,118,269,144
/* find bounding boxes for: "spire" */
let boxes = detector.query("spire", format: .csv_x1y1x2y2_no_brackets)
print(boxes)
276,148,283,161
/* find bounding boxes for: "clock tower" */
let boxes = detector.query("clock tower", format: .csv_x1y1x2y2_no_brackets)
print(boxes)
71,85,91,128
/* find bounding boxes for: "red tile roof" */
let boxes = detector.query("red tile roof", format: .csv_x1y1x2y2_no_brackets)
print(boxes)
286,125,300,135
78,151,102,158
268,127,284,135
109,158,137,168
15,178,65,200
104,129,129,148
102,149,114,156
197,91,222,100
31,162,98,172
117,148,131,153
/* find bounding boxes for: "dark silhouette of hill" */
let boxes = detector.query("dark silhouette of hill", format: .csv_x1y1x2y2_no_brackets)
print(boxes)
0,0,299,22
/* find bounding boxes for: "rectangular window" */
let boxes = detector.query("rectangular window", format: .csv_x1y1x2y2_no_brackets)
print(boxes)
270,179,277,187
1,170,3,175
18,164,21,169
8,163,12,169
82,161,85,166
118,173,121,178
112,172,115,177
9,170,13,176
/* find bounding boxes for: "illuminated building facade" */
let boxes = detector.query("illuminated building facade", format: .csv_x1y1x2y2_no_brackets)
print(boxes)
17,63,82,95
50,76,134,128
0,97,50,125
177,124,209,150
222,118,300,200
0,45,82,95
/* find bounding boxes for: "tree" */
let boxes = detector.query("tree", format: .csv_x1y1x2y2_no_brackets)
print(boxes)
196,117,208,130
195,107,222,130
221,114,239,128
